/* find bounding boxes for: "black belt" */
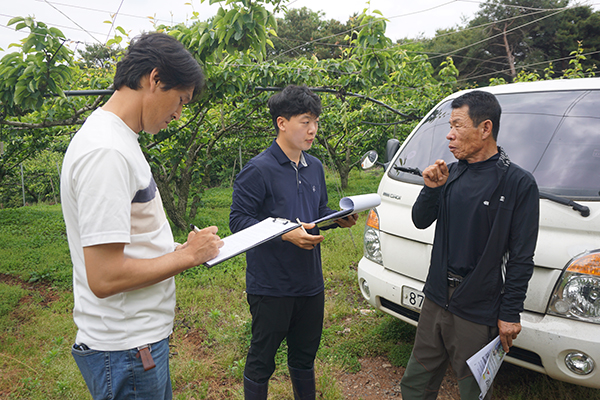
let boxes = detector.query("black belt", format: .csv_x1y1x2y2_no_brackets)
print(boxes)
447,275,463,288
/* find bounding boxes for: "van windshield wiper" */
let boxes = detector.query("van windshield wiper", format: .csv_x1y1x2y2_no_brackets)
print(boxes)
395,166,590,218
539,191,590,217
394,166,422,176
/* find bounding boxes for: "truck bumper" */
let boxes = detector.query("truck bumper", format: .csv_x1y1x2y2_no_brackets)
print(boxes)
357,257,600,389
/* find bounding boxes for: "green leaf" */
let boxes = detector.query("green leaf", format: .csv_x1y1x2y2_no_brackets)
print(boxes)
198,32,211,48
230,9,241,26
48,27,66,39
223,9,237,25
28,79,36,93
21,64,35,76
259,7,268,23
13,84,29,105
7,17,25,26
54,85,65,98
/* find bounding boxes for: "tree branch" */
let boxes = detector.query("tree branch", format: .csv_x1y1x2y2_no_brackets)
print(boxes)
0,118,87,129
0,94,107,129
255,86,422,120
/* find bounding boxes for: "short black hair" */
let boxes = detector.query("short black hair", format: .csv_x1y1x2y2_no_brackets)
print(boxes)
451,90,502,141
268,85,322,133
113,32,204,100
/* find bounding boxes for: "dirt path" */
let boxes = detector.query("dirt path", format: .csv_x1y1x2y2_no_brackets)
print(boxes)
336,356,460,400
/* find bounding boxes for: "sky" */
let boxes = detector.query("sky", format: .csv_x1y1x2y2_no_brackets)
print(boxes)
0,0,598,54
0,0,482,53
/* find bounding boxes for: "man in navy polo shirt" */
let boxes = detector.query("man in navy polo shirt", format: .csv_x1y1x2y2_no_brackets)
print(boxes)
230,84,357,400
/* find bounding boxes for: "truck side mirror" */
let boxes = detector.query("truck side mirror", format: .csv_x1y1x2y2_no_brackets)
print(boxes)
360,150,379,170
385,139,400,164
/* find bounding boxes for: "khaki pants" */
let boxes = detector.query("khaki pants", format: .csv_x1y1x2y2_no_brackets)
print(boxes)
400,293,498,400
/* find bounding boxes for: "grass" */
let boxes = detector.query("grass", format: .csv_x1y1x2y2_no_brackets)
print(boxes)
0,168,599,399
0,205,72,288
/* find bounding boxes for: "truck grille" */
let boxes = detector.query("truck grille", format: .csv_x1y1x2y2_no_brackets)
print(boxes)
380,297,420,322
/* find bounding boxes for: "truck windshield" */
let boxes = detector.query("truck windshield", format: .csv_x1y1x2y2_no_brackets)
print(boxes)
389,90,600,200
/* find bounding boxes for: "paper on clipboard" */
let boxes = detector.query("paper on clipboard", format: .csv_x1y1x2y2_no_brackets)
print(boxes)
312,193,381,228
204,217,300,267
466,336,506,400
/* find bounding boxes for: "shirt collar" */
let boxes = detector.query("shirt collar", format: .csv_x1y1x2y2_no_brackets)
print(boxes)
299,152,308,167
269,139,309,167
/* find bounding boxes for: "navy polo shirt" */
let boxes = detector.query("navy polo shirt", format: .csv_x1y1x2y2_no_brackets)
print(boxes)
229,139,335,297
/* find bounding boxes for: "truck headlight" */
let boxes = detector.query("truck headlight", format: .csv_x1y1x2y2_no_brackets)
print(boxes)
548,250,600,324
363,208,383,265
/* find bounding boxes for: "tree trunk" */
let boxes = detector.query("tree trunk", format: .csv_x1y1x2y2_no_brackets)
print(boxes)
339,166,349,189
154,173,188,231
502,24,517,79
146,104,261,230
316,134,351,189
339,146,352,189
150,127,202,232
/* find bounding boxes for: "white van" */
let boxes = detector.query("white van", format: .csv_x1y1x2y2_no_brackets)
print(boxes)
358,78,600,388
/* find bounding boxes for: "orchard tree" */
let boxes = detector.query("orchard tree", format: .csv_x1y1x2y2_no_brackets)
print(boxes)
77,42,121,69
0,17,72,115
424,0,600,83
145,0,284,229
0,17,112,189
307,9,458,188
269,7,353,61
470,0,571,79
0,0,285,226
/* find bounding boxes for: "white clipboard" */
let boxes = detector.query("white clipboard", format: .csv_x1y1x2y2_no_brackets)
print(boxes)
205,193,380,267
204,217,300,267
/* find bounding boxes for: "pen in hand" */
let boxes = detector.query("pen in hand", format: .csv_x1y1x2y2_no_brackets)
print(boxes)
296,218,308,234
190,224,201,233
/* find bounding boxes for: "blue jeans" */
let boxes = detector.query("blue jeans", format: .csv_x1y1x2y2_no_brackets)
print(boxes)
71,337,172,400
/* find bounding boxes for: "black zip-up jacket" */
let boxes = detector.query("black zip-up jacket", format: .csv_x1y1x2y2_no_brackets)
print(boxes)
412,148,539,326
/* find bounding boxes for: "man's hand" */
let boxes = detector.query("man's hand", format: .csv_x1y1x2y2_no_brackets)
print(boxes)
422,159,449,188
498,319,521,353
180,226,223,265
282,222,324,250
336,213,358,228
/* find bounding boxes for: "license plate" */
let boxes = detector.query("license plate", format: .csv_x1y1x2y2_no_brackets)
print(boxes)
401,286,425,311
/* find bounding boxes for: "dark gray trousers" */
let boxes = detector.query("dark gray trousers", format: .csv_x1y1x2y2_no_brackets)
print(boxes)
400,292,498,400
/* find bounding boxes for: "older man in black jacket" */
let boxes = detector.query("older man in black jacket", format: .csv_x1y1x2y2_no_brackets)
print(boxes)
400,90,539,400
